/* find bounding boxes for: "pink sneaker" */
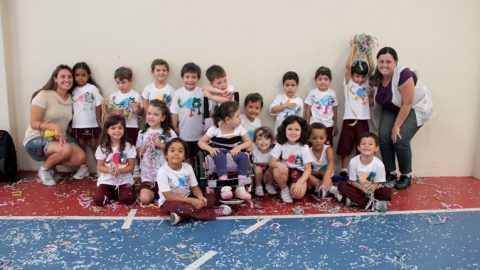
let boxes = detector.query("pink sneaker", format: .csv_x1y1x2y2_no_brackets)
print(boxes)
234,186,251,200
220,186,233,200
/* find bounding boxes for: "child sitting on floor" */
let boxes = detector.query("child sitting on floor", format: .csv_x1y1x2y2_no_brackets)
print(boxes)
338,132,392,212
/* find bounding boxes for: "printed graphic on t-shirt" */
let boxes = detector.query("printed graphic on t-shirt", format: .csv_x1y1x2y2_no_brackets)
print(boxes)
350,86,368,105
283,104,301,117
357,172,376,186
76,92,95,103
154,93,171,105
168,175,191,195
286,154,303,167
312,95,336,114
114,97,136,109
178,97,202,117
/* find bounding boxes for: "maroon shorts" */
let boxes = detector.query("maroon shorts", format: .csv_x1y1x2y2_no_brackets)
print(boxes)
126,128,139,145
326,127,334,147
71,127,101,140
140,181,159,199
288,168,313,189
336,120,369,157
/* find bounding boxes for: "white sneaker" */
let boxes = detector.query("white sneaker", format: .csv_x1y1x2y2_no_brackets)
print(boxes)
265,184,277,195
220,186,233,200
73,165,89,180
374,200,388,212
234,186,251,200
330,186,343,202
255,186,265,196
170,212,181,225
280,188,293,203
218,205,232,216
345,198,352,207
38,167,56,187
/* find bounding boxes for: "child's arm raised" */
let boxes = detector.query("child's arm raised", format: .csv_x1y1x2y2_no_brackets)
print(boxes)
345,39,356,83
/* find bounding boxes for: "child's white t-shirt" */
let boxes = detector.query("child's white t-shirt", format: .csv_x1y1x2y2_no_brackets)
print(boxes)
156,163,199,206
270,143,313,171
72,83,103,128
240,114,262,140
95,142,137,187
136,127,177,168
169,86,204,141
252,145,271,166
270,94,304,135
343,79,370,120
305,88,338,127
109,90,142,128
349,155,386,185
310,145,330,173
142,82,176,107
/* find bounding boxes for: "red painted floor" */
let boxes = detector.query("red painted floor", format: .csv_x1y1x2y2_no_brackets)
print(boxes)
1,171,479,217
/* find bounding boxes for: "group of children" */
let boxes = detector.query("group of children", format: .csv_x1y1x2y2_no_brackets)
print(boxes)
64,41,392,225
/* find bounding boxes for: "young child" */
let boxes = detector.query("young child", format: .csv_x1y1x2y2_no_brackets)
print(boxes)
252,127,276,196
270,71,304,136
158,138,232,225
109,66,142,144
202,65,235,105
305,66,338,146
94,115,136,206
109,66,142,177
71,62,103,179
336,42,373,178
170,62,203,161
309,123,342,201
136,100,177,205
240,93,263,140
338,132,392,212
198,101,253,200
141,59,175,110
269,115,312,203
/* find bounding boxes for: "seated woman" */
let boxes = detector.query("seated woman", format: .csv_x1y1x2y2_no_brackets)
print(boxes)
23,65,86,186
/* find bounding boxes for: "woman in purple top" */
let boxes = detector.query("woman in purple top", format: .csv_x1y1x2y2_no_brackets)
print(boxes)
370,47,434,190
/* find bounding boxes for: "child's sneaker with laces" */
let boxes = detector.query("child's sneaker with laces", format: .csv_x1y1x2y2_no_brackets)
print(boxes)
265,184,277,195
374,200,388,212
234,186,251,200
255,186,264,196
329,186,343,202
73,164,90,180
38,167,56,187
170,212,181,225
280,188,293,203
220,186,233,200
218,205,232,216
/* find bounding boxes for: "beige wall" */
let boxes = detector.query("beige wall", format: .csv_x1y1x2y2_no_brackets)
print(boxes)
3,0,480,176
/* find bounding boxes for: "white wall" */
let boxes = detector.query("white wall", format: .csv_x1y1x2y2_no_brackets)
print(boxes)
4,0,480,176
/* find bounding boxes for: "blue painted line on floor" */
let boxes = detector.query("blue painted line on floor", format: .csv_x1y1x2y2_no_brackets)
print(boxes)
0,211,479,269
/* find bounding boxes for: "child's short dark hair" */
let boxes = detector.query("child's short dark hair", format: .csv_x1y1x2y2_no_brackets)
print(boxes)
282,71,299,84
206,65,226,82
276,115,311,145
151,59,169,72
351,61,369,76
114,66,133,81
181,62,202,79
310,122,327,131
253,127,273,142
358,132,379,146
165,137,189,160
244,92,263,108
315,66,332,80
